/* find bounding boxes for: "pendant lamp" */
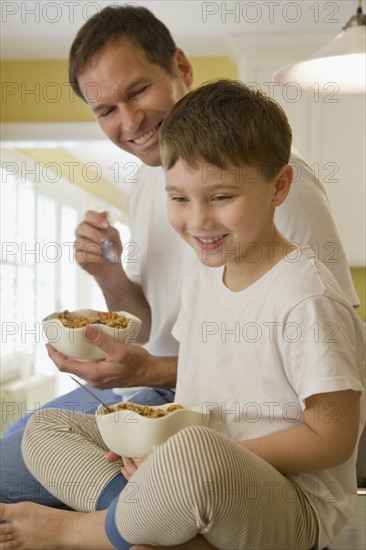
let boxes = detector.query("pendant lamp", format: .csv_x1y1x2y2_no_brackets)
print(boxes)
273,1,366,94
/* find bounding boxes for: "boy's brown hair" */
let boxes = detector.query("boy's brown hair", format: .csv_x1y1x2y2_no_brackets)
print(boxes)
160,79,292,182
69,5,177,100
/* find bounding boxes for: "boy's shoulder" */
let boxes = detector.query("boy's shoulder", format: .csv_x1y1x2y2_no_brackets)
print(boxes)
274,246,352,311
181,246,354,317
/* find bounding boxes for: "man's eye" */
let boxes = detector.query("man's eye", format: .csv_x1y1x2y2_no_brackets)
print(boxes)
99,107,115,118
129,86,149,100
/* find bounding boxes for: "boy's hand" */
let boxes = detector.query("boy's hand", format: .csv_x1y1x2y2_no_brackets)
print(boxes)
120,456,147,481
105,451,148,480
105,451,122,464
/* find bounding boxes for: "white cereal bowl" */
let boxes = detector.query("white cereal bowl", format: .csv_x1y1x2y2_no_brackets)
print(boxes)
95,403,209,459
42,309,142,361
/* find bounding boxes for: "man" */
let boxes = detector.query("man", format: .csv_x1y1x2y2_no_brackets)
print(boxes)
0,5,359,508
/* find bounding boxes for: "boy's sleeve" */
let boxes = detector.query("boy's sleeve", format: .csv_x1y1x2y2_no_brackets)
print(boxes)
281,295,365,410
171,293,184,344
171,266,198,343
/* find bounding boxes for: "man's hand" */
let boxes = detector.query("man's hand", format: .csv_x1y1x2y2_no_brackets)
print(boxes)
46,325,178,389
74,210,153,339
75,210,123,279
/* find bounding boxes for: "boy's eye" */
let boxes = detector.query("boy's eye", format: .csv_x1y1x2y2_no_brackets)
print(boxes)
171,196,188,203
212,195,232,201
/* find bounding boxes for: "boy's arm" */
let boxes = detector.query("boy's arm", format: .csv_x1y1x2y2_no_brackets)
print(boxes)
240,389,360,474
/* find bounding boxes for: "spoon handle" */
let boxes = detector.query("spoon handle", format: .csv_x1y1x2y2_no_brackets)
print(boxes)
68,376,113,413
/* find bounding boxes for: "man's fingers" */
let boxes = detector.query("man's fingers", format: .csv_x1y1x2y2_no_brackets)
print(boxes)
84,210,110,228
45,343,99,378
83,325,127,357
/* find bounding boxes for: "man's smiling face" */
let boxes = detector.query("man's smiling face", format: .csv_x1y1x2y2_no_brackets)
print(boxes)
77,37,193,167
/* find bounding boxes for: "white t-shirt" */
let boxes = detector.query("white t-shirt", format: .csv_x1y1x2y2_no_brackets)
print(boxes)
126,147,359,356
172,247,365,550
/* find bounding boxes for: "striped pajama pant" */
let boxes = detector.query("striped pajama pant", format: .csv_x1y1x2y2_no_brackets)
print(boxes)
22,408,319,549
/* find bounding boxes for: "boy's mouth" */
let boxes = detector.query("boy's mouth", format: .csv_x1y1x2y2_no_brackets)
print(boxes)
194,235,228,250
197,236,226,244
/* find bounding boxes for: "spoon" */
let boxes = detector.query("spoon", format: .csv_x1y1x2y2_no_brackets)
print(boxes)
69,375,114,413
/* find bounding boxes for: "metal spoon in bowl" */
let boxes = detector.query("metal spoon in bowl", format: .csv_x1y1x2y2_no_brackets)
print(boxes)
68,375,114,413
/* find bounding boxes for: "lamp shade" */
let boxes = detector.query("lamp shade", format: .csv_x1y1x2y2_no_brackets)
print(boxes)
273,25,366,94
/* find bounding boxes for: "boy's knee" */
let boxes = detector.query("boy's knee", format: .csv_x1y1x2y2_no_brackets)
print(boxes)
24,407,61,432
168,425,223,452
156,425,225,471
22,408,62,454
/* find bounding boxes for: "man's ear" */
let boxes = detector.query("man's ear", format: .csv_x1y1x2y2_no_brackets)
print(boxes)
173,49,194,89
272,164,293,207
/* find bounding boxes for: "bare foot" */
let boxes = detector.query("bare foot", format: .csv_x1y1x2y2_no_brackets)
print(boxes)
0,502,114,550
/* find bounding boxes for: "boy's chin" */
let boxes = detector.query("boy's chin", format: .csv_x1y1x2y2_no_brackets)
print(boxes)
196,251,225,268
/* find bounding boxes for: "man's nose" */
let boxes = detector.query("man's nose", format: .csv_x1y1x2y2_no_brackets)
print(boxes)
119,103,144,133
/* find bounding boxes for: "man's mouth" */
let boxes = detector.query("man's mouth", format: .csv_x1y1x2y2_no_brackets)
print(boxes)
130,123,160,145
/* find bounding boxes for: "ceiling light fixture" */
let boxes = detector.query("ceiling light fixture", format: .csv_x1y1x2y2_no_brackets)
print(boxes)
273,0,366,94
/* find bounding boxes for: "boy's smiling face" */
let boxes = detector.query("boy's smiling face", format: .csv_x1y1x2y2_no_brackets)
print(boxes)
166,159,292,275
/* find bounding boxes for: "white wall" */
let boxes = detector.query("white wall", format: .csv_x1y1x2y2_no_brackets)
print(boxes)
229,32,365,266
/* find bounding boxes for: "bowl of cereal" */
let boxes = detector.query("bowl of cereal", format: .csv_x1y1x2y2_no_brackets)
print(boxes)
42,309,142,361
96,402,209,458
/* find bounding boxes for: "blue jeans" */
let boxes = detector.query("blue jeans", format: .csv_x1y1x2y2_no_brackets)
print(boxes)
0,386,175,507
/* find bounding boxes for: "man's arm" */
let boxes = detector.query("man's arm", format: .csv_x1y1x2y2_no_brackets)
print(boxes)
75,210,151,341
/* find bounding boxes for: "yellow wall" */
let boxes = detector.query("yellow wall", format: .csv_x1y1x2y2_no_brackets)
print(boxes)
1,60,93,122
1,57,237,123
191,56,237,87
351,267,366,322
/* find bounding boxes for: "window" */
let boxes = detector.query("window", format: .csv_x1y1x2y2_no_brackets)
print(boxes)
1,149,128,394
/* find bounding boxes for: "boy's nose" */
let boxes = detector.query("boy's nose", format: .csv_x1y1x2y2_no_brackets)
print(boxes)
189,205,215,231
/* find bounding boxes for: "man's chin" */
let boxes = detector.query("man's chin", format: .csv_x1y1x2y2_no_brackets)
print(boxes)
121,143,161,167
135,150,162,167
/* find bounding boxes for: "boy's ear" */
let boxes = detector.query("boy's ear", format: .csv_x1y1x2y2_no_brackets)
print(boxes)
272,165,293,207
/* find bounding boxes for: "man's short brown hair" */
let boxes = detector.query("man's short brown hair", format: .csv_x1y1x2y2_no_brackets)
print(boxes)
69,5,177,100
160,79,292,182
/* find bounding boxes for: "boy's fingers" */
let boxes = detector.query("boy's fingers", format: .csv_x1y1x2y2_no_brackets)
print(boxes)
105,451,121,463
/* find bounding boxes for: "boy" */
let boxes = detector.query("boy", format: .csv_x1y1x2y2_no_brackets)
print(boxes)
2,80,364,550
